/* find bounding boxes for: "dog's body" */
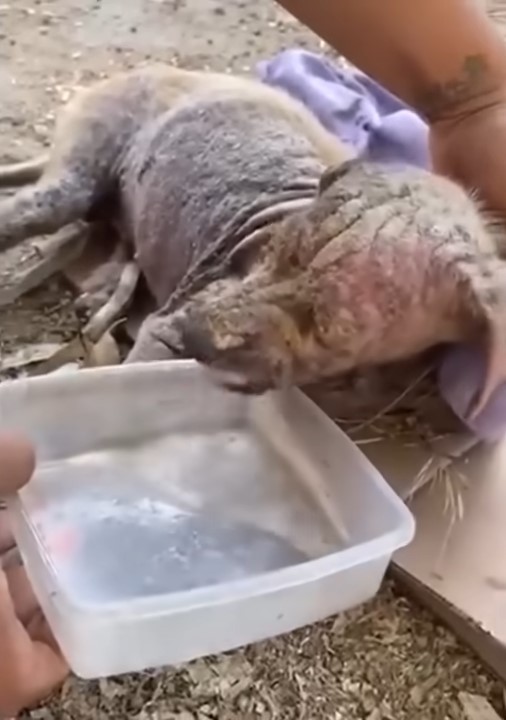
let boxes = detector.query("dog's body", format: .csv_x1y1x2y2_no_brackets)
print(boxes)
1,64,506,419
119,86,335,308
128,155,506,420
0,64,350,335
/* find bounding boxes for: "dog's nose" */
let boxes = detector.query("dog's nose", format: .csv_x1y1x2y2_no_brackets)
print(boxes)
180,321,218,363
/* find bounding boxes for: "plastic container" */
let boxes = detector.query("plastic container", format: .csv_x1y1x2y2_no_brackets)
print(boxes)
0,360,414,679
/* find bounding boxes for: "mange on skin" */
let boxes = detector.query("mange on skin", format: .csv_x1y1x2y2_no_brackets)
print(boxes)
151,160,506,421
1,65,506,421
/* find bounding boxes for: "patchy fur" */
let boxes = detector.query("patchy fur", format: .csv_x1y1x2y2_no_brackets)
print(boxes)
140,160,506,419
1,65,506,420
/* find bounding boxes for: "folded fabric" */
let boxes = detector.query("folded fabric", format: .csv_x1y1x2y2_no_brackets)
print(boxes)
257,48,430,168
258,48,506,441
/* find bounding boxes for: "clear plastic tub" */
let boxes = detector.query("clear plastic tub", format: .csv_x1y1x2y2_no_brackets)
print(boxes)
0,360,414,679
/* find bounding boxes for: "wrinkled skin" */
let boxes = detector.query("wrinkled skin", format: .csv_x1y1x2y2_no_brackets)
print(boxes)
134,159,506,420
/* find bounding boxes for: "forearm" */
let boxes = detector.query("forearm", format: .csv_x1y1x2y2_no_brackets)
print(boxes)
276,0,506,122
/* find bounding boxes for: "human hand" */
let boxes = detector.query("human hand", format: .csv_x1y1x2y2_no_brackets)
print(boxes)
0,434,69,719
430,97,506,221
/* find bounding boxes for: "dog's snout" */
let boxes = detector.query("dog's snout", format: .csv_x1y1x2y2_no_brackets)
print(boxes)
180,320,218,363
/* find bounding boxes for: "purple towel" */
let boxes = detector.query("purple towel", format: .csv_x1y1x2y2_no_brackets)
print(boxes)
258,48,506,442
257,49,430,168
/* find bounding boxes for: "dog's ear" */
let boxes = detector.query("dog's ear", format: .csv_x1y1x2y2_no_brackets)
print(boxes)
318,158,360,195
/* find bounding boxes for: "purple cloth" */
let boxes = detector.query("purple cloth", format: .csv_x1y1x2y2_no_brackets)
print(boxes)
257,49,430,169
257,48,506,441
438,345,506,442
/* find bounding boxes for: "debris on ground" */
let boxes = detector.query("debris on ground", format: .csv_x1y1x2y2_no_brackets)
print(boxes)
25,583,504,720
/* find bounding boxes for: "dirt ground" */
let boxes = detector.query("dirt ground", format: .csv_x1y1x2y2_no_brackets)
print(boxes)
1,0,506,718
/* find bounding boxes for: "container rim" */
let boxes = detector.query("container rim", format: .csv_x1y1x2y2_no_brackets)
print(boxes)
7,359,416,621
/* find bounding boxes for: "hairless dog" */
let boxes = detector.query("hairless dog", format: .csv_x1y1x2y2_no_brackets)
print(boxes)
1,64,506,430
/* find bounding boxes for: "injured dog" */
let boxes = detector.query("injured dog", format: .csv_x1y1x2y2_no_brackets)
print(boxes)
127,158,506,423
1,64,506,425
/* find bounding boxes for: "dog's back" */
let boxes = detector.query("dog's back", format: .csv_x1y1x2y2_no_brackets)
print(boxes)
120,92,333,305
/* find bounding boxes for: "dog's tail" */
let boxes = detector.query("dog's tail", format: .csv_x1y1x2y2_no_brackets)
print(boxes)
0,154,48,187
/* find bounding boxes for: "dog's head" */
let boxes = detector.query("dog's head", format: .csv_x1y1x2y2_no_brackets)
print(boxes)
140,157,445,391
150,272,319,393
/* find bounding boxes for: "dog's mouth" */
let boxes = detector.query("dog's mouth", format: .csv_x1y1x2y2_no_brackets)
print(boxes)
156,310,294,395
203,347,295,395
153,329,273,394
205,366,274,395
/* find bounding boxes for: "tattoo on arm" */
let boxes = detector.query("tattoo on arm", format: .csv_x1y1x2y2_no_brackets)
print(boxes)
418,54,500,121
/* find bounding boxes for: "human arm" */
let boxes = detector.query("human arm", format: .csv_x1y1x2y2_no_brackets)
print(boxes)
275,0,506,216
275,0,506,122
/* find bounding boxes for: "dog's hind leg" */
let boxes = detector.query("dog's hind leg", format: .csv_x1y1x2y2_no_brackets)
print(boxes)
83,260,141,343
0,167,99,252
0,75,146,252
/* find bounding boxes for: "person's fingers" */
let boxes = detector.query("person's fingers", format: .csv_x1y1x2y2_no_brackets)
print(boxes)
0,637,69,717
6,564,39,624
0,571,69,717
14,639,69,712
26,608,65,654
0,508,14,553
0,567,68,666
0,427,68,718
0,432,36,495
0,569,33,650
